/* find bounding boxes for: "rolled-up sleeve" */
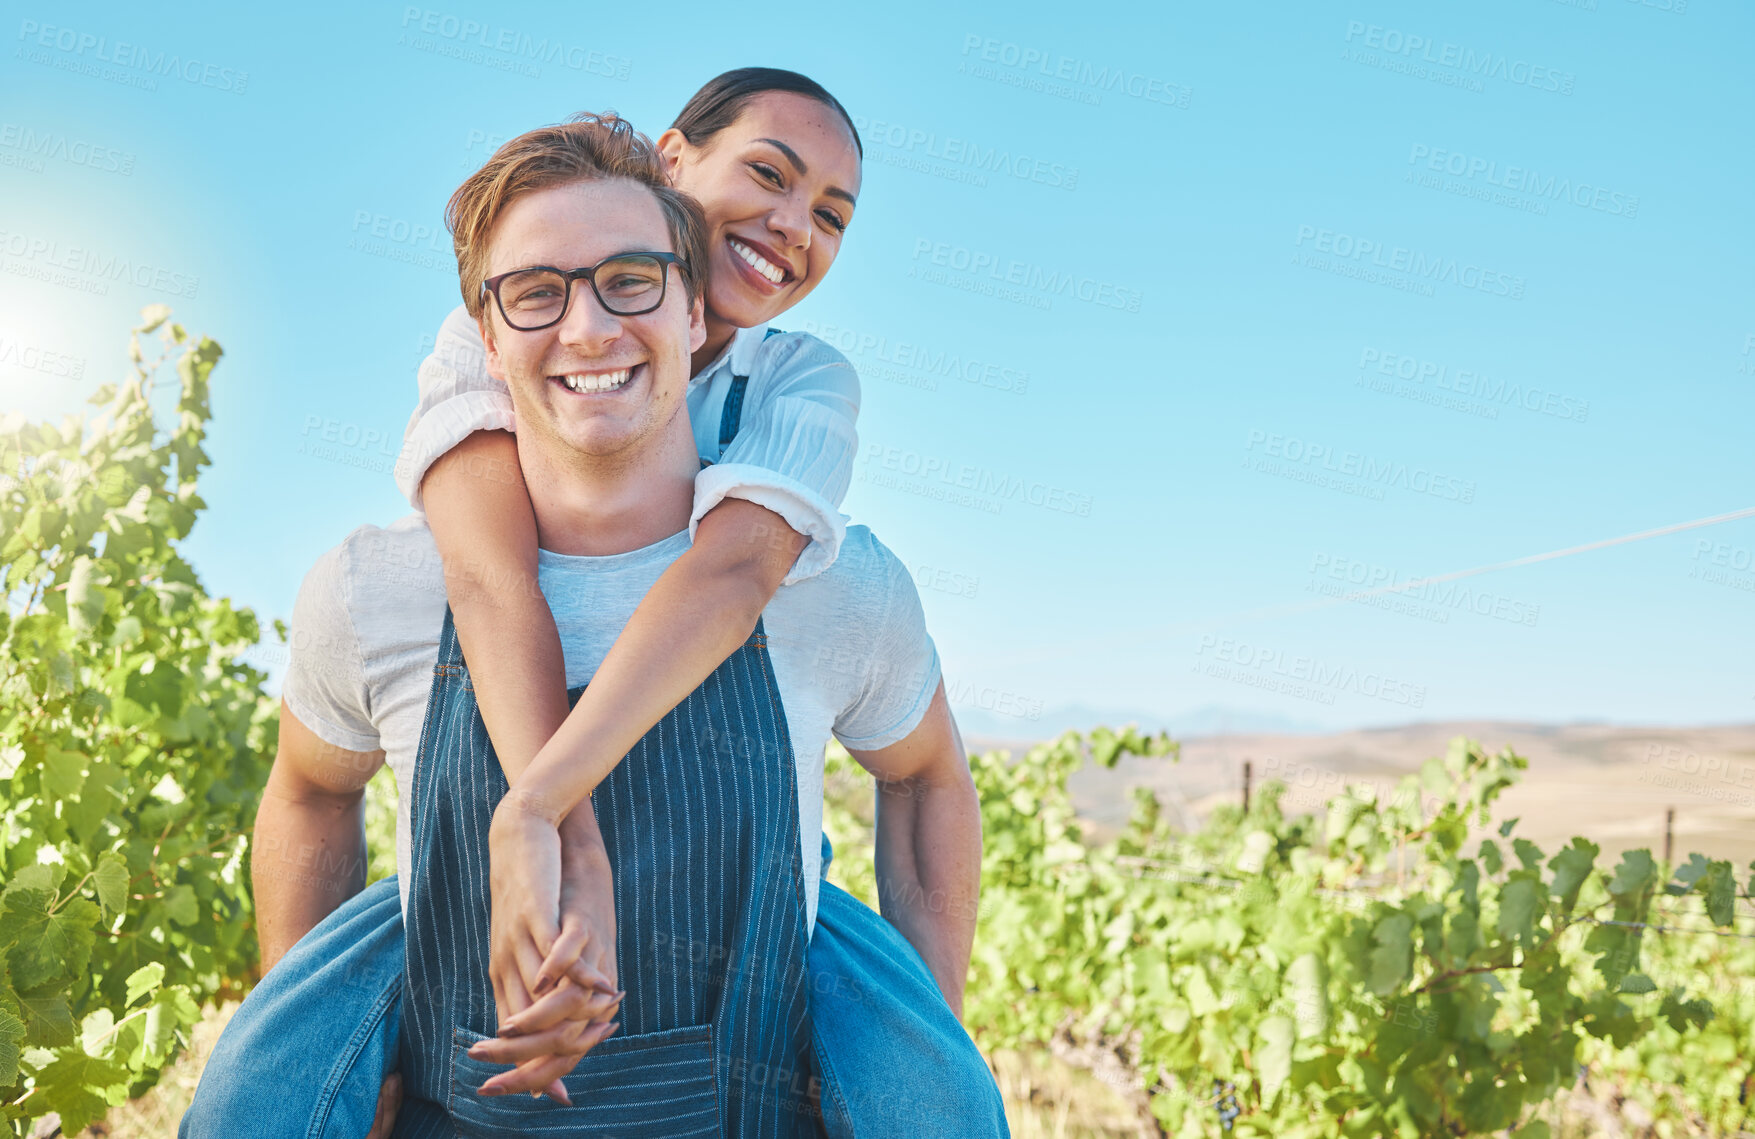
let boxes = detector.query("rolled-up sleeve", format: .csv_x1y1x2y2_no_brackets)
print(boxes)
393,304,516,511
691,333,860,584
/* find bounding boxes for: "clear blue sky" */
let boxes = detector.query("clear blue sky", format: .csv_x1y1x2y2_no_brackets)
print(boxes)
3,0,1750,734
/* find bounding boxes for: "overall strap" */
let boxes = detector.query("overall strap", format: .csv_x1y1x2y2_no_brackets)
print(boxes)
715,326,785,456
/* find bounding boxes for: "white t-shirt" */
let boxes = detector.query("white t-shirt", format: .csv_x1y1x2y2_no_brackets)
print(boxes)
393,306,860,584
280,515,939,934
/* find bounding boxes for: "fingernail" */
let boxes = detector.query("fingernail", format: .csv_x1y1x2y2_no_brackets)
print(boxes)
534,976,554,996
499,1024,523,1039
480,1085,504,1097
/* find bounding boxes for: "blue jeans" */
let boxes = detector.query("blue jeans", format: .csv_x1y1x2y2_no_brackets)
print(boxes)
183,856,1007,1137
181,875,405,1139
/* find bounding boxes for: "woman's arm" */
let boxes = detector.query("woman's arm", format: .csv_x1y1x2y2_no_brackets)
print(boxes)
419,429,571,780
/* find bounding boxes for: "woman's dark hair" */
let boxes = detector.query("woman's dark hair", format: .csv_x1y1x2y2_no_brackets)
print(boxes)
671,67,863,159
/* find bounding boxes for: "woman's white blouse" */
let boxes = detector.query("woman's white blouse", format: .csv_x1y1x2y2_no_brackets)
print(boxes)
393,304,861,582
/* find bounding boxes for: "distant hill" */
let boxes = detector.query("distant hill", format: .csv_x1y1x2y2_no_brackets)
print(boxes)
949,701,1326,742
959,719,1755,872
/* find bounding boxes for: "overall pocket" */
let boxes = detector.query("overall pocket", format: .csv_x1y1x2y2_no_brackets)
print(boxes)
447,1023,722,1137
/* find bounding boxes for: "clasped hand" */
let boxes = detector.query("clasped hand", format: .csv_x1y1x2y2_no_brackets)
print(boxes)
470,797,624,1102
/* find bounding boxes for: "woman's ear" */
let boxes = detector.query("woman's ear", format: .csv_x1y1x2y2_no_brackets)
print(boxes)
655,128,688,186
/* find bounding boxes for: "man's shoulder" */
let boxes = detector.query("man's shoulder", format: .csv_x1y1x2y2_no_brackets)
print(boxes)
299,515,447,641
770,524,913,629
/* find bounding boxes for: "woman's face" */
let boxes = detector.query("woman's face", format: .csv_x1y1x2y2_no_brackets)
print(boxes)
660,92,862,331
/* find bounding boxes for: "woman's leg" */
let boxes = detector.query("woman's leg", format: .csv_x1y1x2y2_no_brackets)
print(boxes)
810,838,1009,1138
181,876,405,1139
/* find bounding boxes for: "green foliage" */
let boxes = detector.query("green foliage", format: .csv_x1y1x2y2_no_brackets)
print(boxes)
825,731,1755,1137
0,307,277,1134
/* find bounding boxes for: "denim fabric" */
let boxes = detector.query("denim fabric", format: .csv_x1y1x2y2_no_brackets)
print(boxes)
396,611,817,1136
179,874,405,1139
180,850,1009,1138
811,837,1009,1139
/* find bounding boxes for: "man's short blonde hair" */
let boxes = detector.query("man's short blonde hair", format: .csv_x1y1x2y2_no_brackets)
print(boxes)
446,112,707,321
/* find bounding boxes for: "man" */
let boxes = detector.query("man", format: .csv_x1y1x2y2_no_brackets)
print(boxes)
184,115,1000,1136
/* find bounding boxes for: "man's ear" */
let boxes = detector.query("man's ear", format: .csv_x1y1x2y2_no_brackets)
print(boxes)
479,313,508,384
688,292,707,355
655,128,687,186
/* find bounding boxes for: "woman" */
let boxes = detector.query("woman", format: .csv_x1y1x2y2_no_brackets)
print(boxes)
183,70,1006,1138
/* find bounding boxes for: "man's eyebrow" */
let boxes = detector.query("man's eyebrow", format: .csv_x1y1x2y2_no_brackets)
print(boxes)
756,137,858,209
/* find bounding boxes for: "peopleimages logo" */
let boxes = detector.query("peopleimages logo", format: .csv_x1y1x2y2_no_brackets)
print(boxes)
958,33,1191,108
1357,347,1589,423
15,19,249,93
1194,635,1428,709
397,8,630,78
0,230,199,299
796,319,1029,396
1307,553,1541,627
850,114,1078,191
1294,225,1525,299
910,239,1143,312
1342,21,1575,95
0,124,135,175
1245,429,1476,503
1407,145,1638,218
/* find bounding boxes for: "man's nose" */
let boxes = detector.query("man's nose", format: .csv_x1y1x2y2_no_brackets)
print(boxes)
556,282,623,350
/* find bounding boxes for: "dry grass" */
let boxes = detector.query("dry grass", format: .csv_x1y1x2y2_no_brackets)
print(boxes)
71,1002,237,1139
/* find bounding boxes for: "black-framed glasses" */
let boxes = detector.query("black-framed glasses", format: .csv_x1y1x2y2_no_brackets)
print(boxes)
480,252,688,331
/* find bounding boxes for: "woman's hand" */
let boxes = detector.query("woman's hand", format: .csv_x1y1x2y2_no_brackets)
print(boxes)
487,796,567,1029
483,795,623,1100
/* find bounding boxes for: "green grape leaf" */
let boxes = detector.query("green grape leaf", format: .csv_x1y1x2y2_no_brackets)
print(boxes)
0,890,100,991
162,884,199,927
1285,952,1329,1040
1497,877,1543,946
1547,839,1598,915
125,962,165,1008
1617,973,1656,994
31,1049,130,1134
1367,913,1414,995
93,854,129,919
19,991,74,1047
4,863,65,899
1606,849,1657,901
1695,859,1736,927
1256,1014,1296,1107
1498,816,1519,838
40,745,88,799
1511,837,1544,872
1478,839,1503,877
0,1006,22,1087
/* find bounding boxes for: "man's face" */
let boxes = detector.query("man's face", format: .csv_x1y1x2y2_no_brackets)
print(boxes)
479,178,706,462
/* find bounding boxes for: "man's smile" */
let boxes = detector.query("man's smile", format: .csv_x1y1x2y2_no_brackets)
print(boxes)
549,363,643,395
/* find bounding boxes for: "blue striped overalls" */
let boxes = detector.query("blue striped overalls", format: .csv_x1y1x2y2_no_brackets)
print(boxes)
393,357,821,1137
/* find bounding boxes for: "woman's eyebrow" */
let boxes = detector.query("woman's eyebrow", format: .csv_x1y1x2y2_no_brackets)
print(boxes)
757,137,807,174
757,137,858,208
